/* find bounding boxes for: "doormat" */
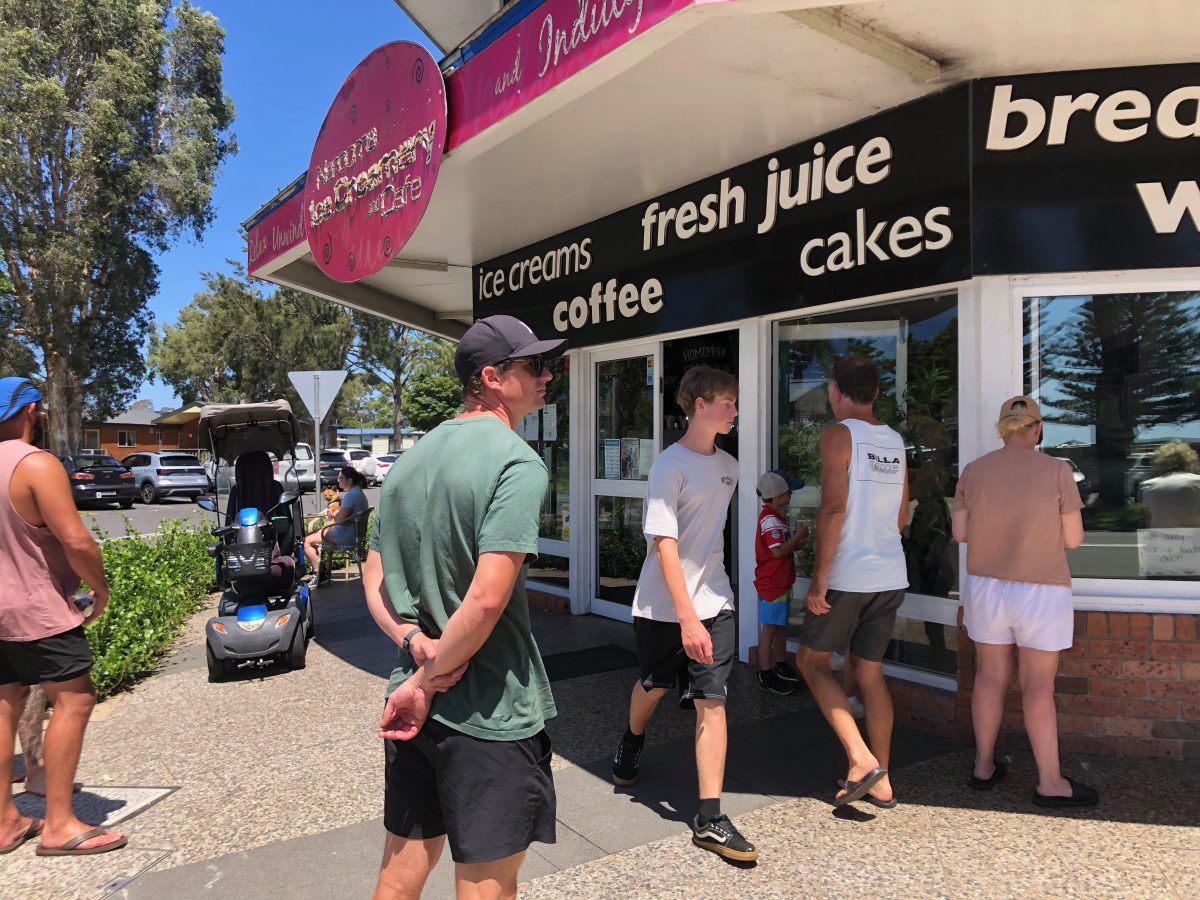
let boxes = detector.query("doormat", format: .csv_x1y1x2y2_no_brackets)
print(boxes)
15,785,177,828
542,644,638,682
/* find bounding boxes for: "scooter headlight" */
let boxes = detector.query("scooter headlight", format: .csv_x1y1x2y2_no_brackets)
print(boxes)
235,605,267,633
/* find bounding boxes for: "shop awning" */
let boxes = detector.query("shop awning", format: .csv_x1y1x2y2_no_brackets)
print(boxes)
247,0,1200,339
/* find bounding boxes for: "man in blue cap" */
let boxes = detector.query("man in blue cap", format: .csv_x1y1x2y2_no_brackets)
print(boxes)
0,377,126,856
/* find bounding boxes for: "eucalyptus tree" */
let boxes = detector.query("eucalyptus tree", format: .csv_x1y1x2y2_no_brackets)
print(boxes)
0,0,235,451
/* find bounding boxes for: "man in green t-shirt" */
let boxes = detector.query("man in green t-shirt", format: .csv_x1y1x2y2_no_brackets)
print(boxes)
364,315,565,900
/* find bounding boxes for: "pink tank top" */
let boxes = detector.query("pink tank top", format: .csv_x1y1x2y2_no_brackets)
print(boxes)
0,440,83,640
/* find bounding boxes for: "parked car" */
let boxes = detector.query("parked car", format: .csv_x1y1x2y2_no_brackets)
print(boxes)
60,454,136,508
121,451,209,504
271,442,317,493
319,447,380,484
1050,456,1091,498
319,450,348,486
1125,452,1155,501
373,453,400,484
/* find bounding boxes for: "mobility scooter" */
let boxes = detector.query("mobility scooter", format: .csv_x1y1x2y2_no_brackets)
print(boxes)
196,401,313,681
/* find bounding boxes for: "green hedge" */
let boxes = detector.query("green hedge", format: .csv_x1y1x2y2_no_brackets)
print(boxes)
85,520,214,699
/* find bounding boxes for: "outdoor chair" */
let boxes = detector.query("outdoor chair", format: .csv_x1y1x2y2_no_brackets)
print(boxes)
317,506,374,585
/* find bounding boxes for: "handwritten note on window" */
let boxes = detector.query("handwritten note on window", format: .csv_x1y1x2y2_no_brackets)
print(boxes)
1138,528,1200,577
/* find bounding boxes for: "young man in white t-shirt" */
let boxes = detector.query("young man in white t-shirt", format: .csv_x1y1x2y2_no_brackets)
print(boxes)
609,365,757,863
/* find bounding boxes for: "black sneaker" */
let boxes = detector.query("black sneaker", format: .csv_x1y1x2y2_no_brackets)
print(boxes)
612,732,643,786
757,670,795,696
772,662,802,684
691,814,758,862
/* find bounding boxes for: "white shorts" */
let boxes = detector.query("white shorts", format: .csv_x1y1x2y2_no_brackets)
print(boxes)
963,574,1074,652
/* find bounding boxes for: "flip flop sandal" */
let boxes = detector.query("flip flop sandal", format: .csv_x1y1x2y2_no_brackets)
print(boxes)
1032,776,1100,809
833,767,887,807
838,778,898,808
36,826,128,857
970,760,1007,791
1,818,42,854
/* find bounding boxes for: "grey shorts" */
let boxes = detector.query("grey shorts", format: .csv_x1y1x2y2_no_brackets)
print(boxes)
798,588,905,662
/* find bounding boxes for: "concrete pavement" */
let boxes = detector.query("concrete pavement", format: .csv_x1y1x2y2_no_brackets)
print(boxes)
3,575,1198,898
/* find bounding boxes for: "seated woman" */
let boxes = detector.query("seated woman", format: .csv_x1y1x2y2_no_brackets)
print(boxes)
303,466,369,580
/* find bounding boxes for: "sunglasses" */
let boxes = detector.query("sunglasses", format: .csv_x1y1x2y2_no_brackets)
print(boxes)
504,355,547,377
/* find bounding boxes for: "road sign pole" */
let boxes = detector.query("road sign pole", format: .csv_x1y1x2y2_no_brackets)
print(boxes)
314,375,322,465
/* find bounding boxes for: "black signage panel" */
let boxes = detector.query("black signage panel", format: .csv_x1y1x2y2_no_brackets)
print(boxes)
475,87,971,348
973,64,1200,273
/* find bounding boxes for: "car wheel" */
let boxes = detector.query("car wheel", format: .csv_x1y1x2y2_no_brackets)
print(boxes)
139,481,158,504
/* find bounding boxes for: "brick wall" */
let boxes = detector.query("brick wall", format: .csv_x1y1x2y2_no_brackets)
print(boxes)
771,608,1200,761
527,587,569,613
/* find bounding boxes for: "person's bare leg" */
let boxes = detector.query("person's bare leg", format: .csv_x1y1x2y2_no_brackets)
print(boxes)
842,654,858,697
373,832,445,900
972,643,1014,780
1019,646,1072,797
694,699,726,802
628,683,666,735
0,681,37,847
456,851,525,900
11,686,33,782
303,531,322,573
797,648,880,783
772,627,788,666
852,656,894,802
37,676,122,850
758,624,778,672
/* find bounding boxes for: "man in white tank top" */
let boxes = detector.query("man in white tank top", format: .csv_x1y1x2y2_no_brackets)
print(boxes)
797,356,909,808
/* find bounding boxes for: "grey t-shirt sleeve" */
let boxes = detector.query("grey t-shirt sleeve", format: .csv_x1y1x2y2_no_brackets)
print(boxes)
642,454,682,540
478,459,547,555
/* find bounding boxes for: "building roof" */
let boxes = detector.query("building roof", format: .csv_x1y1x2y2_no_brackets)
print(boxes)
89,402,175,427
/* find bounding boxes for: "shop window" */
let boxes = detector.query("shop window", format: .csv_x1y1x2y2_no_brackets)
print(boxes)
529,554,569,589
117,430,136,447
774,292,960,676
595,355,654,481
1025,291,1200,583
519,357,570,541
595,495,645,605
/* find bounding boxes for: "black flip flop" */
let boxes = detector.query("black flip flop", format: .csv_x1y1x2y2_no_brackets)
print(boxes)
833,767,887,806
970,760,1007,791
1033,776,1099,809
838,778,897,808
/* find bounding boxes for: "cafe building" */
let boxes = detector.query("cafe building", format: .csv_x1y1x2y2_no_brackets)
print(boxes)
246,0,1200,758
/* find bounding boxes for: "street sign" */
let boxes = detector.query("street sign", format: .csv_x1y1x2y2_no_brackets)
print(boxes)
288,371,348,476
289,370,347,423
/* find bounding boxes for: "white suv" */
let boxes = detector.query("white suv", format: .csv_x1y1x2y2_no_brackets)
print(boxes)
272,442,317,493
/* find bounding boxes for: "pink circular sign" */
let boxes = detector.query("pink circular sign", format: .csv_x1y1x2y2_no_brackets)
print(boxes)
305,41,447,283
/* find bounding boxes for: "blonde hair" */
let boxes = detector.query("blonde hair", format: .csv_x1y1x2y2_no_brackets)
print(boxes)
676,365,738,417
1152,440,1199,475
996,414,1040,439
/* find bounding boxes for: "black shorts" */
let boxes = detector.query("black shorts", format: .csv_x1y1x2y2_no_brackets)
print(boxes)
798,588,905,662
0,626,93,687
634,608,736,706
384,717,556,864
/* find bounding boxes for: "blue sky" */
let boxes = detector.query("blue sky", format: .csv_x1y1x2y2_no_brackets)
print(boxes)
143,1,433,409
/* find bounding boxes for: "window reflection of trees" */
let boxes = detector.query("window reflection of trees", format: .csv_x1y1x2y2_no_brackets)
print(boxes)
1028,292,1200,530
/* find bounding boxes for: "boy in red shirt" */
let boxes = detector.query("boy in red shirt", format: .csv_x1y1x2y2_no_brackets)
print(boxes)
754,470,807,695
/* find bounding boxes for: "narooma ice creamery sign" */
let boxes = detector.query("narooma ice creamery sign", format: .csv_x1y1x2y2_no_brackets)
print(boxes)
305,41,447,282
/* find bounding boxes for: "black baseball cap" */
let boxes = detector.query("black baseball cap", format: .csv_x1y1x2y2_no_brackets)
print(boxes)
454,315,567,385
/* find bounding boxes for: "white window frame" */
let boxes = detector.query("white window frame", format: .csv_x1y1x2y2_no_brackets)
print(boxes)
1011,267,1200,614
766,282,968,673
117,430,136,448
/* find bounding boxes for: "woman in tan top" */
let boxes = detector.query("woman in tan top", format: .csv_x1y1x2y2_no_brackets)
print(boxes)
952,397,1098,809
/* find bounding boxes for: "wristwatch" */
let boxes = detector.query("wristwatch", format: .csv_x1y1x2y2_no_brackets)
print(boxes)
401,626,422,653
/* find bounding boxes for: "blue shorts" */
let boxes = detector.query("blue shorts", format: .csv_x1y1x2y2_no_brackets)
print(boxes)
758,594,790,627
